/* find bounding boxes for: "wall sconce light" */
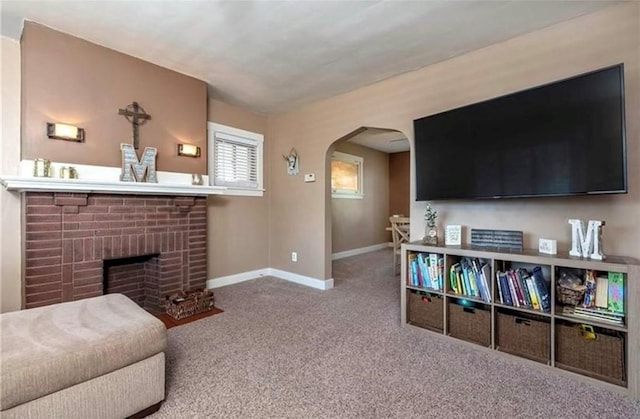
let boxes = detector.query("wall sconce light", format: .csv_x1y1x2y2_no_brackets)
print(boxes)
177,143,201,157
47,122,84,142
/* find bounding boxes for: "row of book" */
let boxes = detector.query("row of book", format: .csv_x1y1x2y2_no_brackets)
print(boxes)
407,253,444,290
449,258,492,303
583,271,624,314
496,267,551,312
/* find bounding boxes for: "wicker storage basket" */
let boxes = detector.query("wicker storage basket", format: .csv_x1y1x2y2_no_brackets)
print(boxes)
556,284,585,306
407,290,443,332
447,301,491,347
165,289,215,320
555,323,626,386
496,312,550,364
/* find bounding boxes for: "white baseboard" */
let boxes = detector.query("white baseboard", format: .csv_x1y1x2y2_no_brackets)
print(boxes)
332,242,389,260
266,268,334,290
206,268,333,290
206,269,269,289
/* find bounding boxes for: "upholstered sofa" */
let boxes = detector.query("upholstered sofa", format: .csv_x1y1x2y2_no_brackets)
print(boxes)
0,294,167,418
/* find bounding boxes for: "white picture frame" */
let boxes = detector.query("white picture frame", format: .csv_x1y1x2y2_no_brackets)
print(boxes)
445,225,462,246
538,238,558,255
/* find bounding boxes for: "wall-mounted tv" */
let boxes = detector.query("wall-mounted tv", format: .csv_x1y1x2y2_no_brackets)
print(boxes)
414,64,627,201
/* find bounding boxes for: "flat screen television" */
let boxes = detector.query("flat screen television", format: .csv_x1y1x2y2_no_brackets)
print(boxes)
414,64,627,200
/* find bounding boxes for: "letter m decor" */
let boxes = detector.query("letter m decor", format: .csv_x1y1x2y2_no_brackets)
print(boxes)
568,219,605,260
120,143,158,183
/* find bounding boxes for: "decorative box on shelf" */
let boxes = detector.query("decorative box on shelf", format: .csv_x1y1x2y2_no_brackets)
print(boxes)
165,289,215,320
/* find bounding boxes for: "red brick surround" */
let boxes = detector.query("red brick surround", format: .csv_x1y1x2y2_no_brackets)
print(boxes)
24,192,207,312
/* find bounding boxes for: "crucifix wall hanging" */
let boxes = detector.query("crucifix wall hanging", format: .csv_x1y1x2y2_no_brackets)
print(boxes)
118,101,151,149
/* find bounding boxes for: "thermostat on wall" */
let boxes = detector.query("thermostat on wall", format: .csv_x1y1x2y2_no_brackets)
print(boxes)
304,173,315,183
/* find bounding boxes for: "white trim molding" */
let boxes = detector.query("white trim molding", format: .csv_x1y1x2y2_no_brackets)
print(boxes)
1,160,227,196
332,243,389,260
206,269,270,288
267,268,334,290
206,268,334,290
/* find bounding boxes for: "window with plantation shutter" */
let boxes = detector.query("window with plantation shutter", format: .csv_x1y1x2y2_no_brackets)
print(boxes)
208,122,264,196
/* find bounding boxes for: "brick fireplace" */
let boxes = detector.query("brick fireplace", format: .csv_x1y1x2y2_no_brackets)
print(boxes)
24,192,207,313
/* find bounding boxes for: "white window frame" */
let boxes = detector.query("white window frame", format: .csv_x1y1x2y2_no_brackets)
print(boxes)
331,151,364,199
208,122,264,197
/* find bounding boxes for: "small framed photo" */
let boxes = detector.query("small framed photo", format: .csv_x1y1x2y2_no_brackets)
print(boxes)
445,225,462,246
538,238,557,255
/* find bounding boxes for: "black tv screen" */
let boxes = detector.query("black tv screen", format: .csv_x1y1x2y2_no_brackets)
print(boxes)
414,64,627,200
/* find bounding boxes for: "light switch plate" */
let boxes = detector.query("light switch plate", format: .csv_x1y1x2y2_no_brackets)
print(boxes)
304,173,315,182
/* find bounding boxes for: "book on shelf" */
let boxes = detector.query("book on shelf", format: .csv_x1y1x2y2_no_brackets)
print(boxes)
496,270,504,304
416,254,429,288
471,261,489,302
562,306,624,325
448,258,491,303
515,269,532,308
531,266,551,312
607,272,624,314
525,278,541,310
595,275,608,309
474,258,492,302
495,266,550,312
410,257,419,287
506,270,520,307
409,252,444,291
454,263,465,295
513,270,526,307
449,264,459,294
460,257,491,303
428,254,437,289
582,270,597,308
480,263,492,303
464,260,477,297
497,271,513,306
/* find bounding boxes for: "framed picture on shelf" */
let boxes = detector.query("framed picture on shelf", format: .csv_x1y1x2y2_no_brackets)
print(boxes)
445,225,462,246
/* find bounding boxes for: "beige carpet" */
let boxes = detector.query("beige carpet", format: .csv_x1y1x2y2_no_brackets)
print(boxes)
149,249,639,418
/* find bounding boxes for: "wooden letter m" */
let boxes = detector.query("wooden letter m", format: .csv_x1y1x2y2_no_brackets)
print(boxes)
568,219,605,260
120,143,158,183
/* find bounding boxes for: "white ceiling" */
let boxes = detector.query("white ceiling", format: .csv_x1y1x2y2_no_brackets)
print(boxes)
1,1,616,115
349,128,409,154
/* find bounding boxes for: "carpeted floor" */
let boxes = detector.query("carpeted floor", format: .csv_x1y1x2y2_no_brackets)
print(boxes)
149,249,639,418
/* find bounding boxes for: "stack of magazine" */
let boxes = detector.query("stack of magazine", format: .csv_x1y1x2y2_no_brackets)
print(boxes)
562,306,624,325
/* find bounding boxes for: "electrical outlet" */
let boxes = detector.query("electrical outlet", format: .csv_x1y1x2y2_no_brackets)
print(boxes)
291,251,297,262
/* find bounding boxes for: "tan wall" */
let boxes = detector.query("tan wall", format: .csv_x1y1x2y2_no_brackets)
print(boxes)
1,37,23,312
21,22,207,174
389,151,410,217
268,3,640,281
207,99,269,277
331,142,389,253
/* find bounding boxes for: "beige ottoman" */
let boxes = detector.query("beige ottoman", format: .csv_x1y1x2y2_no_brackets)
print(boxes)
0,293,167,418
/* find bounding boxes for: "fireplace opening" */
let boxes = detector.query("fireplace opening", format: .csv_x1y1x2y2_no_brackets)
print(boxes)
103,254,160,312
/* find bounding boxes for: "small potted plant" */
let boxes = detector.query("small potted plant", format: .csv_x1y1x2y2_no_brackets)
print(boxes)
423,203,438,245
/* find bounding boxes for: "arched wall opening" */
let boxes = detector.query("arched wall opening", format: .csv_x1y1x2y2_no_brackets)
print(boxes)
325,126,411,282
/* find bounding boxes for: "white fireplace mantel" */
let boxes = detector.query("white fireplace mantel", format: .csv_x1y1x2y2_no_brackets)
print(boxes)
0,160,230,196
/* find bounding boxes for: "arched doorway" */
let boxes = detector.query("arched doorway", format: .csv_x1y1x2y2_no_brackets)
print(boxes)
325,126,410,282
